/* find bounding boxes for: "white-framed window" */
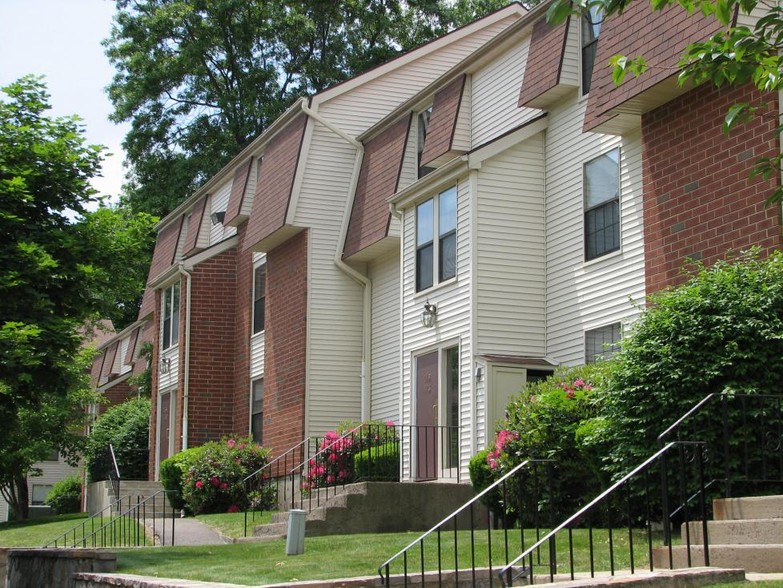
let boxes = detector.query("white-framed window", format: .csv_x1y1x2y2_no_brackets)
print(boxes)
416,185,457,292
161,282,181,350
251,378,264,444
581,3,603,94
31,484,53,506
585,322,621,363
584,147,620,261
253,265,266,335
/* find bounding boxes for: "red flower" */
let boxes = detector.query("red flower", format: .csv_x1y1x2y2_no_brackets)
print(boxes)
210,476,220,487
227,504,240,513
195,480,204,489
220,482,229,490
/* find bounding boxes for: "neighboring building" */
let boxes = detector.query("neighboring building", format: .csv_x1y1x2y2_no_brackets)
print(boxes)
136,0,780,482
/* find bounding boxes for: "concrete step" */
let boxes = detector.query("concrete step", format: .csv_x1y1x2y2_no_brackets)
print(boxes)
683,518,783,544
713,495,783,520
652,544,783,573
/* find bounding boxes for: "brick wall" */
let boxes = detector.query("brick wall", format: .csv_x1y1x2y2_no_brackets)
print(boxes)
186,249,239,447
262,230,308,455
642,83,782,293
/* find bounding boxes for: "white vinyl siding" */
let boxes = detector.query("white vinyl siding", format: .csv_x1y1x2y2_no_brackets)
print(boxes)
0,460,81,522
400,178,474,479
117,336,131,375
369,249,401,423
476,133,547,356
545,99,645,364
250,334,265,380
208,179,237,245
560,17,580,87
471,36,540,147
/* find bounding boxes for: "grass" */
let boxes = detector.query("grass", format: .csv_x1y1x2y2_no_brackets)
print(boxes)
195,510,275,538
0,513,88,547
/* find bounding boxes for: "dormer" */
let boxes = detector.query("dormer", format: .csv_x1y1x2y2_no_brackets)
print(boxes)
419,74,471,171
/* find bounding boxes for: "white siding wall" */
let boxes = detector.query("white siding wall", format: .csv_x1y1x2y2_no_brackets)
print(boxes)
117,336,131,375
476,134,547,356
400,178,474,479
545,99,645,364
294,125,364,437
158,345,179,390
317,15,520,136
0,459,80,522
369,249,401,422
208,179,237,245
560,18,580,87
471,36,540,147
250,334,264,380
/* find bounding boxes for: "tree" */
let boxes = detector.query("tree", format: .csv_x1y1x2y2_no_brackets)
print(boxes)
0,76,149,518
104,0,510,217
548,0,783,202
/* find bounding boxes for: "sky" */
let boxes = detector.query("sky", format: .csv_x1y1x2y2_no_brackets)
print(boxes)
0,0,129,203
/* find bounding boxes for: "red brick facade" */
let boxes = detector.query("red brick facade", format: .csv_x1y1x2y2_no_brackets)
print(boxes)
262,230,308,454
642,83,782,293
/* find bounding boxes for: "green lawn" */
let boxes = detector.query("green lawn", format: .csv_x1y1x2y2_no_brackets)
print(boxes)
195,510,275,538
0,513,89,547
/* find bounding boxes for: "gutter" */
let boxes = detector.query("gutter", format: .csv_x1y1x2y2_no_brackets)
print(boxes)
299,102,372,420
179,264,193,450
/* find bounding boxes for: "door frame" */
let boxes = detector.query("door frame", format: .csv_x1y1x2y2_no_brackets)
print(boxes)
155,387,176,481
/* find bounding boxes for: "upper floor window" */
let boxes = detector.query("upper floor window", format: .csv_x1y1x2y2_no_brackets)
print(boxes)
417,106,435,178
161,282,180,350
253,265,266,334
584,147,620,261
585,322,621,363
416,186,457,292
581,4,603,94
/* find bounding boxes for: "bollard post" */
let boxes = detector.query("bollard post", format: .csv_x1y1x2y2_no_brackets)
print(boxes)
285,509,306,555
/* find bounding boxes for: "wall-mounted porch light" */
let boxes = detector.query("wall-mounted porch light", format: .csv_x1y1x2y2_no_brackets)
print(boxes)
159,357,171,374
210,210,226,225
421,299,438,328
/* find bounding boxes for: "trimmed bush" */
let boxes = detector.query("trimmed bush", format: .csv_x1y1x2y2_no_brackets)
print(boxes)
179,436,270,514
85,398,150,482
45,474,82,514
159,445,208,511
354,441,399,481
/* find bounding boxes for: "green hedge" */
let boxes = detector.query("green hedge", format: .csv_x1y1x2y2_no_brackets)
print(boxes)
159,445,208,511
354,442,399,481
45,474,82,514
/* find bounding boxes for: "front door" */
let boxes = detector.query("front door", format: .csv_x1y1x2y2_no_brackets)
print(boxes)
415,351,439,480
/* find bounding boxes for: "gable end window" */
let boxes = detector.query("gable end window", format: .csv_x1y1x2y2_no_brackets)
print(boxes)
416,185,457,292
161,282,180,350
584,147,620,261
585,322,621,363
581,5,603,94
253,265,266,334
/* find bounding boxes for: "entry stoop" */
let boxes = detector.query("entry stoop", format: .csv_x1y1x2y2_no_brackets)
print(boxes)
113,481,173,518
653,495,783,572
252,481,488,539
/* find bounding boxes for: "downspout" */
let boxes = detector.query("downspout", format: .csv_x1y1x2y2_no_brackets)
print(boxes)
179,264,193,450
300,102,372,420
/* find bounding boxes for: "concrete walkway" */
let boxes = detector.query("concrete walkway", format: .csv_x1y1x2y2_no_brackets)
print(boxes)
144,517,231,546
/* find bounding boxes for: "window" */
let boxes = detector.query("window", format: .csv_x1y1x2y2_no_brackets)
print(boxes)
416,186,457,291
253,265,266,334
417,106,435,178
581,4,603,94
585,322,621,363
251,378,264,444
32,484,53,506
45,450,59,462
161,282,180,350
584,148,620,261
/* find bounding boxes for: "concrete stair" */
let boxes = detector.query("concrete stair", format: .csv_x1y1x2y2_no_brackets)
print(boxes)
652,494,783,572
112,481,173,518
252,481,488,539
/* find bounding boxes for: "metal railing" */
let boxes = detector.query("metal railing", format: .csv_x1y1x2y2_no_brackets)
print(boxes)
45,490,177,548
240,423,462,538
108,444,121,501
378,459,555,587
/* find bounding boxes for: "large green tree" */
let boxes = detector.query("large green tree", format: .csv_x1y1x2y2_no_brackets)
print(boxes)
548,0,783,201
0,76,151,518
104,0,509,217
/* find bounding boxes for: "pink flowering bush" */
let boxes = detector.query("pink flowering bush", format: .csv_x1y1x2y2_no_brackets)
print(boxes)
178,435,270,514
304,420,398,490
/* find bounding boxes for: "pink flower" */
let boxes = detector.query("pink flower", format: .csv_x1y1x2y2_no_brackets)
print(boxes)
326,475,336,484
573,378,585,388
327,452,339,463
195,480,204,489
210,476,220,487
567,390,575,399
227,504,240,513
308,458,316,468
227,438,237,448
584,384,593,391
220,482,229,490
314,465,325,477
338,469,349,479
385,420,395,427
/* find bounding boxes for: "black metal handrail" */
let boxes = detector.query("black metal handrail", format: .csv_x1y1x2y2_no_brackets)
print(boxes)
378,459,554,587
497,441,709,586
45,490,177,548
108,444,121,501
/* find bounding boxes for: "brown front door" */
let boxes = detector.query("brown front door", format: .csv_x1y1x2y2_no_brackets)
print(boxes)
159,392,171,464
416,351,439,480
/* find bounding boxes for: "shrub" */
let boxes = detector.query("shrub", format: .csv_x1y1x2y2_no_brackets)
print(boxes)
159,445,208,511
354,442,399,481
180,436,270,514
46,474,82,514
597,249,783,479
85,398,150,482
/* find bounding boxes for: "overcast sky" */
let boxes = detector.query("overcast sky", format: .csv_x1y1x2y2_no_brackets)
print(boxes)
0,0,129,203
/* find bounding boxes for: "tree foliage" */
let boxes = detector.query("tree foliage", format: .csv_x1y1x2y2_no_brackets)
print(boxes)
104,0,510,217
548,0,783,202
85,398,151,483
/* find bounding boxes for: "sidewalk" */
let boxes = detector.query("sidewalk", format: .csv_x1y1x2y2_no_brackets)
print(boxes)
144,517,230,546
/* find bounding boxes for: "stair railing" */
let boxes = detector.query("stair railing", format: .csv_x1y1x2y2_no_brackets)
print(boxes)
497,441,709,587
378,459,555,587
45,489,178,548
108,444,121,502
